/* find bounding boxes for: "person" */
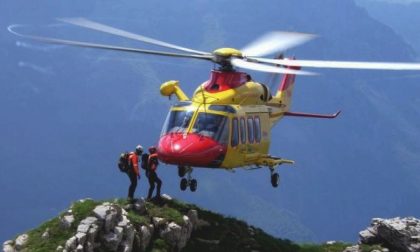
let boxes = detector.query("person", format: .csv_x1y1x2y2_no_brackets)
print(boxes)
127,145,143,203
146,146,162,200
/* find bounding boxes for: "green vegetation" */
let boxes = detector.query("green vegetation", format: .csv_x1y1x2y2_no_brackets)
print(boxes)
21,199,101,252
299,243,352,252
14,197,377,252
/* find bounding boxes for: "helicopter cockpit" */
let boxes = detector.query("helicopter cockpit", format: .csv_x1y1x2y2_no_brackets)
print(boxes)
161,105,231,145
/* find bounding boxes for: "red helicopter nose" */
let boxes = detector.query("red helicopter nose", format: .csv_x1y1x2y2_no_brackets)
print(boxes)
157,133,227,167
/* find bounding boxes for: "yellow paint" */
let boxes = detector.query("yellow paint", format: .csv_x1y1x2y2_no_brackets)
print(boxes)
213,48,243,57
161,73,299,169
160,80,189,101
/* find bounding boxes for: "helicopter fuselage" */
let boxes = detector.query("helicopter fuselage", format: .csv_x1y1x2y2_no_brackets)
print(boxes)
157,70,291,169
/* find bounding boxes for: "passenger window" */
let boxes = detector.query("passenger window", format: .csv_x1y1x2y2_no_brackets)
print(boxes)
254,117,261,143
231,118,239,147
247,117,254,143
240,118,246,144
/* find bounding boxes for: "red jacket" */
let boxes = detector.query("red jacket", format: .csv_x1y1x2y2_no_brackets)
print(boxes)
148,153,159,172
128,152,139,176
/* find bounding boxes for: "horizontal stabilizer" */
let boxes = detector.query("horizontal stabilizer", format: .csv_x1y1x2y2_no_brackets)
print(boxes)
284,110,341,119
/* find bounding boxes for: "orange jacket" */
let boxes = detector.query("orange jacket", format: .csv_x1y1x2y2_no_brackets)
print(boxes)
128,152,139,176
148,153,159,172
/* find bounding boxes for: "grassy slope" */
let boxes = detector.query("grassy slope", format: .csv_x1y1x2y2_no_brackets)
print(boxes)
18,198,384,252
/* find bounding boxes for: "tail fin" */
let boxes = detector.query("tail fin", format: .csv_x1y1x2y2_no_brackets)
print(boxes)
274,65,301,111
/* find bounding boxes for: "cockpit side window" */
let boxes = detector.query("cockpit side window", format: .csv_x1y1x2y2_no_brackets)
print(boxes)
192,113,229,145
161,110,194,135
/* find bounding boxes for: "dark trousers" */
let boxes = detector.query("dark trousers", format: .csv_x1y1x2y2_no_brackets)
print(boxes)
147,171,162,199
127,171,137,200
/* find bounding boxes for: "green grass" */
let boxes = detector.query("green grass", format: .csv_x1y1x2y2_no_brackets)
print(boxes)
21,199,101,252
145,201,184,225
299,243,351,252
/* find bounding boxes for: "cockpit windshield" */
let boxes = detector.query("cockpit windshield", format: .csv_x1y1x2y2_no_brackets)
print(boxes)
162,110,229,145
192,113,229,145
161,110,194,135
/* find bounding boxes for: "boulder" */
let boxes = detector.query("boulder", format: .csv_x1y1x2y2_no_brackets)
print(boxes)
133,198,146,214
343,245,361,252
60,215,75,229
139,225,153,251
41,228,50,240
3,240,15,252
65,236,77,251
103,226,124,251
160,222,182,250
187,209,198,230
14,234,28,250
359,227,379,244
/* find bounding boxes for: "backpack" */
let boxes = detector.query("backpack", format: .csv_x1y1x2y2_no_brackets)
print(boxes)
141,153,149,170
118,152,131,173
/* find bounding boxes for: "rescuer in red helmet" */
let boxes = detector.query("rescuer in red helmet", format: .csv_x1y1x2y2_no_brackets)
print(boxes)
147,146,162,200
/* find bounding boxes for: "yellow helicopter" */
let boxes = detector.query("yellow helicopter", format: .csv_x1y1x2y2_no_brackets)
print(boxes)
9,18,420,191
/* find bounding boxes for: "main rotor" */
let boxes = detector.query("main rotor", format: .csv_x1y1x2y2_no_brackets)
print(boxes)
8,17,420,74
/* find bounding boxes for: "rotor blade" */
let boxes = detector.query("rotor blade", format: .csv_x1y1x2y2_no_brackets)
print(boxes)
241,31,316,57
58,17,210,55
231,58,316,75
8,25,213,61
251,57,420,71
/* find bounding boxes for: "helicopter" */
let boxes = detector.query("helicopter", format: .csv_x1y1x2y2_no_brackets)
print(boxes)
9,18,420,192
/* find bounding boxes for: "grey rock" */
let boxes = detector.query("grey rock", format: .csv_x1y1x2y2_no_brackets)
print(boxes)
75,244,84,252
93,205,111,220
65,236,77,251
133,198,146,214
87,224,99,244
103,226,124,251
75,232,87,245
139,225,153,251
14,234,28,250
3,242,15,252
84,241,94,252
56,245,63,251
153,217,167,228
104,207,120,233
180,216,193,248
3,240,13,246
187,209,199,230
77,223,90,233
161,194,172,201
80,216,99,226
60,215,75,229
41,228,50,240
359,227,379,244
343,245,361,252
359,217,420,252
160,222,182,250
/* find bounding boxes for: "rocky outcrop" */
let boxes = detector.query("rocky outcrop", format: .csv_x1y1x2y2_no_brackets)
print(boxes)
344,217,420,252
358,217,420,252
3,195,198,252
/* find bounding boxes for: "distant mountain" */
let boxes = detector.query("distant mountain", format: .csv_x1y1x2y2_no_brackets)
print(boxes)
356,0,420,58
2,0,420,243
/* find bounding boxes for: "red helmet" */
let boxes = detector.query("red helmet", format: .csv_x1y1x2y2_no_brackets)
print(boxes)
149,146,157,154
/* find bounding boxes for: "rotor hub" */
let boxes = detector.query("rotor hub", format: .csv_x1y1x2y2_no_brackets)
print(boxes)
212,48,243,71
